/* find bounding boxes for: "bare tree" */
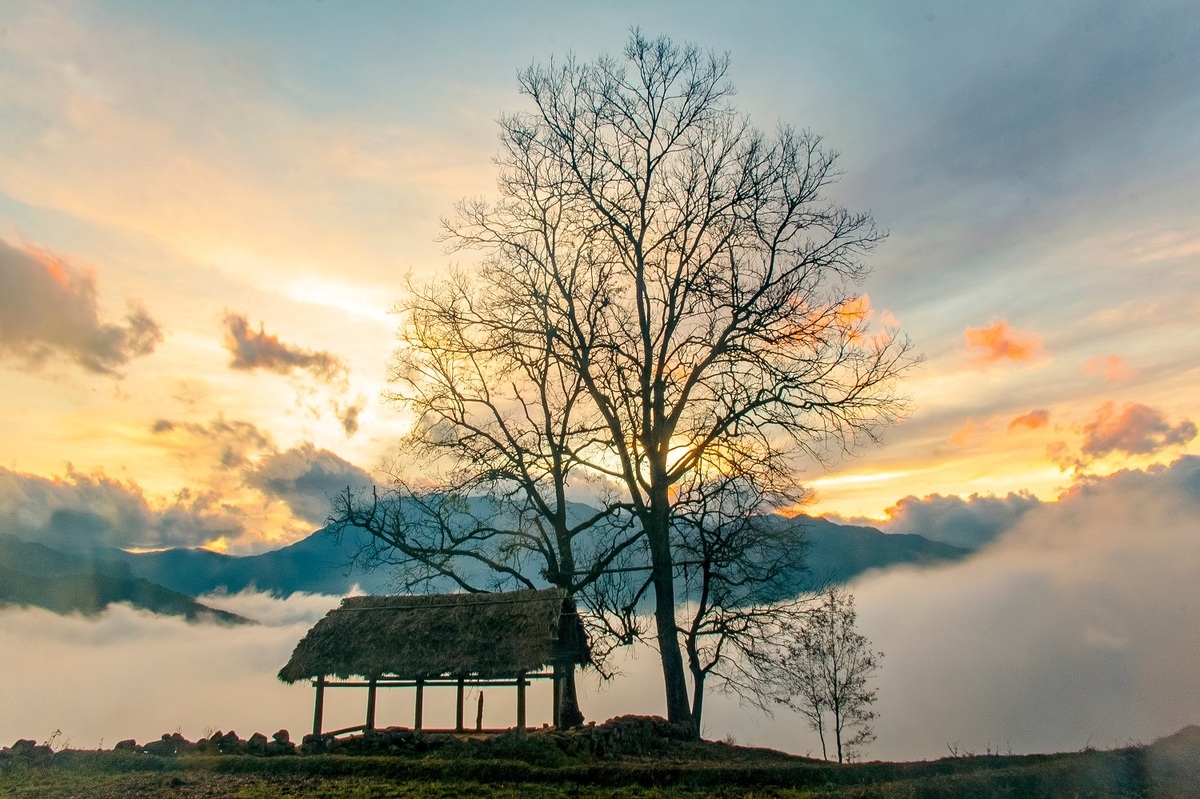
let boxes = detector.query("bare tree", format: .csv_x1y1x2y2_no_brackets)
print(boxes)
671,466,811,731
329,281,644,726
776,586,882,763
341,31,912,733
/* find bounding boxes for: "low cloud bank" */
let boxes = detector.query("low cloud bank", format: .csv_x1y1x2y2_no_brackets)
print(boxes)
713,456,1200,759
244,444,374,527
0,593,335,748
855,491,1043,549
2,459,1197,760
0,428,376,551
0,466,245,551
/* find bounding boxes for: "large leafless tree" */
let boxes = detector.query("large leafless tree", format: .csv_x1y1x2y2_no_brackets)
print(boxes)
339,32,912,732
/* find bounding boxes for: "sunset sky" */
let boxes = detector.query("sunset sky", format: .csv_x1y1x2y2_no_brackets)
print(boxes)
3,0,1200,758
4,1,1197,554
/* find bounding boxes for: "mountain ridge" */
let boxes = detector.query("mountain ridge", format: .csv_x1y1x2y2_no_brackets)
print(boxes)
1,514,974,619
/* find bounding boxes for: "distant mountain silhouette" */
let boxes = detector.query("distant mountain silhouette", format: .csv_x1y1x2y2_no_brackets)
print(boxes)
2,511,973,614
0,534,252,623
784,514,972,587
105,524,392,597
107,511,971,600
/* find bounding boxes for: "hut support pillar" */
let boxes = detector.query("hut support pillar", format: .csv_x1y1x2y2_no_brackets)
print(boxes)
476,692,484,731
312,676,326,737
516,670,527,734
414,678,424,731
552,663,562,728
365,677,377,731
455,677,465,732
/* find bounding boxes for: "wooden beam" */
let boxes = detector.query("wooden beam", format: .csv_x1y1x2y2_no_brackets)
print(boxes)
475,691,484,731
312,676,326,737
314,673,553,688
414,678,424,731
365,677,378,731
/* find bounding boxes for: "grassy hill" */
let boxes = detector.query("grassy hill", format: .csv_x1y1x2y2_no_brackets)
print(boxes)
1,720,1197,798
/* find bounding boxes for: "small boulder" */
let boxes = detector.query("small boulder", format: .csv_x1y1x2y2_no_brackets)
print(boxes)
245,732,269,755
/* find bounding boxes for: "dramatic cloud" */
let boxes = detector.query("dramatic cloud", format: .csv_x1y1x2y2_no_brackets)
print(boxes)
1050,402,1197,471
1083,354,1135,381
223,312,346,383
245,444,374,526
0,238,162,375
0,466,245,551
1080,403,1196,460
964,319,1043,365
150,416,276,470
335,399,365,437
148,416,377,545
1008,409,1050,431
852,491,1042,550
221,313,363,437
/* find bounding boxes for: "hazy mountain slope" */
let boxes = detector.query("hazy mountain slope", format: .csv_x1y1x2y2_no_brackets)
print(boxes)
108,513,972,600
789,515,973,586
0,538,253,623
112,524,390,597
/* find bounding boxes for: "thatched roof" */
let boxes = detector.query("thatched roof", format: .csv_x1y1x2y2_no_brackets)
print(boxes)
278,588,589,683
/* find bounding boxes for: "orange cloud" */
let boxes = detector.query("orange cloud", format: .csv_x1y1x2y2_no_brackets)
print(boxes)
1080,403,1196,461
964,319,1043,364
1008,410,1050,431
1049,402,1197,471
1083,354,1134,381
949,421,977,446
837,294,874,326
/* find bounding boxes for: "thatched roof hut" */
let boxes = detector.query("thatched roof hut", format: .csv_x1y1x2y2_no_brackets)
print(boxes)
278,587,589,684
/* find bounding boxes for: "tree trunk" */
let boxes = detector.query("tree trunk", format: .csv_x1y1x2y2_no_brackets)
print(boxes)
646,492,695,733
555,662,585,728
835,717,844,763
690,670,706,735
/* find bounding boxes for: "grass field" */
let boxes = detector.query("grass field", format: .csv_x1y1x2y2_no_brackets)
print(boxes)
2,719,1198,798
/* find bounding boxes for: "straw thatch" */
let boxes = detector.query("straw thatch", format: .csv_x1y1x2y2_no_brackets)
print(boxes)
278,588,589,683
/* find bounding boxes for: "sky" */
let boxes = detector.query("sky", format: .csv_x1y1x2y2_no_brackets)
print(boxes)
1,0,1199,760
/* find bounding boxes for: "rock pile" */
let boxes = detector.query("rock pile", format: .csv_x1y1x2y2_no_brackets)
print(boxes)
110,729,297,756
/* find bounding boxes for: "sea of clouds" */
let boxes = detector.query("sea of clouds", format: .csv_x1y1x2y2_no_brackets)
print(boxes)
2,456,1197,761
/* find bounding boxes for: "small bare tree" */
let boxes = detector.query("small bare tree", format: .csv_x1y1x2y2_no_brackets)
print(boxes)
776,586,882,763
671,467,810,731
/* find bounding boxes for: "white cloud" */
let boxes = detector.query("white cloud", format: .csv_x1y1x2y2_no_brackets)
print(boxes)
706,456,1200,759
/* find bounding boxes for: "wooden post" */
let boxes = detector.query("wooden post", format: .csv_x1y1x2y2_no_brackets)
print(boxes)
414,678,424,731
365,677,378,731
312,676,326,737
516,670,527,734
552,663,562,729
455,677,465,732
475,691,484,731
